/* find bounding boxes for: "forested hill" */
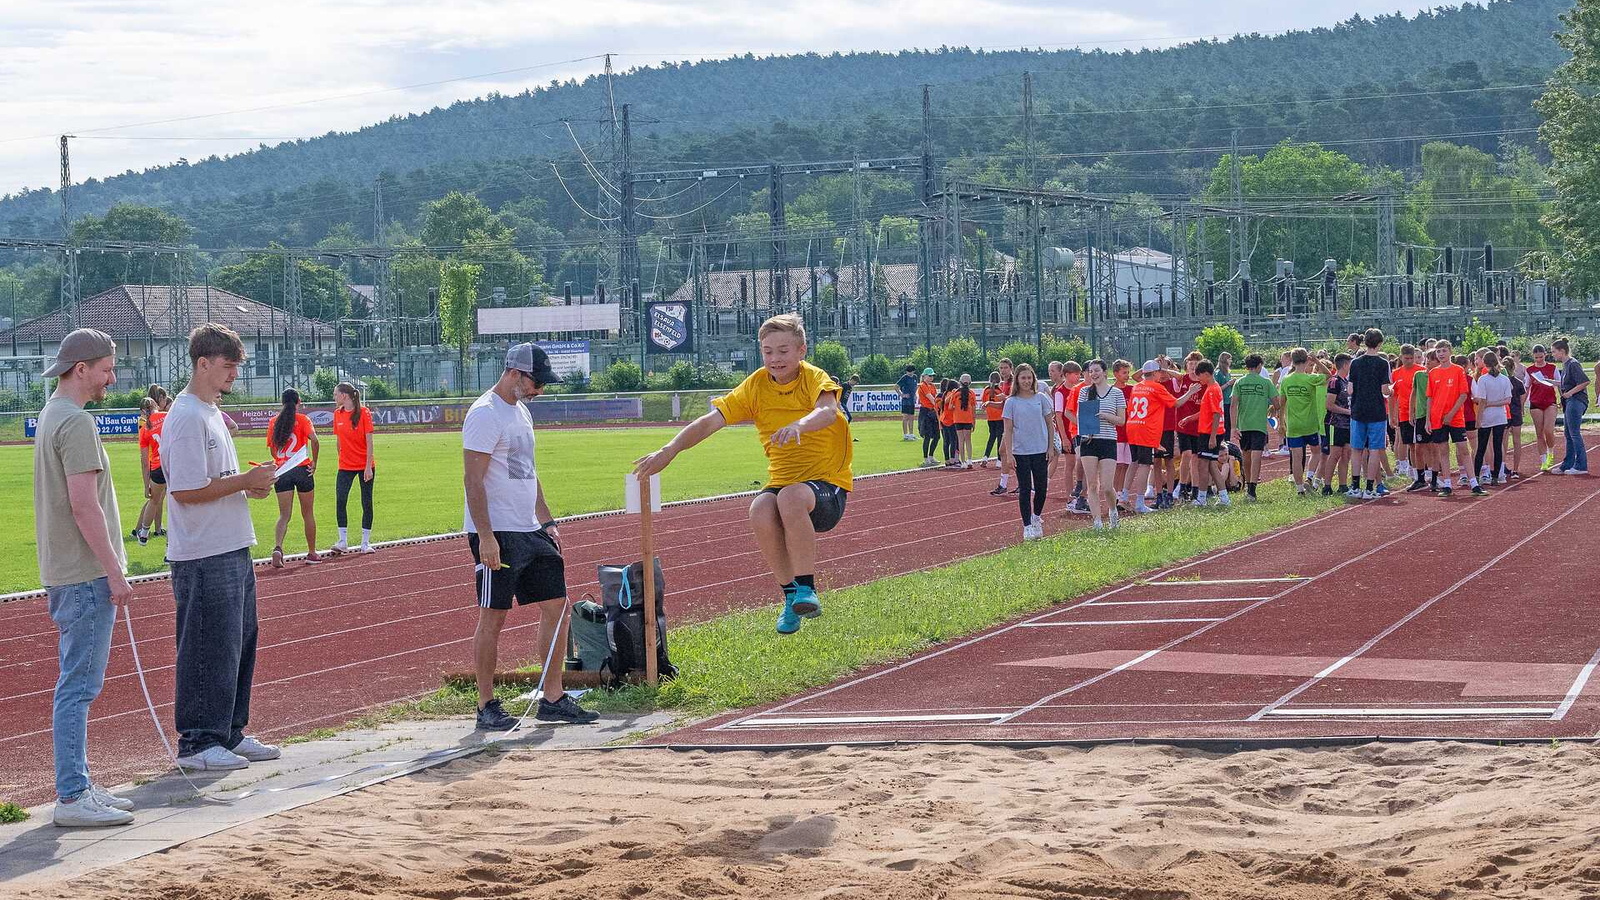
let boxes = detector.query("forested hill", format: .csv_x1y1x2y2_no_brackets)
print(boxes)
0,0,1573,245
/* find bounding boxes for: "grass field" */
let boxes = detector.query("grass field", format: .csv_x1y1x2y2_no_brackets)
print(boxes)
0,417,919,595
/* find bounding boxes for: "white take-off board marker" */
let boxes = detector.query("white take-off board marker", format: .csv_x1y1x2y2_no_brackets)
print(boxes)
625,472,662,513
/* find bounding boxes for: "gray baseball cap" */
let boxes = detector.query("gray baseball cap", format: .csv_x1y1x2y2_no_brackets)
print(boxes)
43,328,116,378
505,342,561,385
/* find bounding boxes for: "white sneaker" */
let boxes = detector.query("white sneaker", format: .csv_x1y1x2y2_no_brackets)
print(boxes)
1215,493,1232,507
359,543,375,554
232,736,281,762
1030,514,1043,532
1133,503,1154,514
1023,523,1042,541
54,793,133,827
1108,509,1120,528
89,783,134,811
176,745,249,771
1362,490,1378,500
329,538,349,554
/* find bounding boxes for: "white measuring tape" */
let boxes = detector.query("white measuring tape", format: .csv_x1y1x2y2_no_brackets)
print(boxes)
121,600,570,804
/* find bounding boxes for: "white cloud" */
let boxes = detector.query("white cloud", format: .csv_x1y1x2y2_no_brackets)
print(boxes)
0,0,1446,202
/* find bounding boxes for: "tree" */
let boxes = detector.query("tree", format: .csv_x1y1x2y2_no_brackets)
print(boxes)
438,260,480,384
811,340,851,380
71,204,193,298
1537,0,1600,292
857,353,896,384
421,192,513,248
1193,324,1247,363
210,245,350,321
936,337,989,378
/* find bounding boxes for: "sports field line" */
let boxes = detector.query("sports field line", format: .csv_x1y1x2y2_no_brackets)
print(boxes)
1556,648,1600,722
1245,483,1600,721
710,497,1365,732
991,459,1587,727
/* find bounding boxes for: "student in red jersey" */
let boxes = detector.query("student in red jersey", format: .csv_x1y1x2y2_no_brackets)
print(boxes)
1111,360,1134,506
1052,361,1083,502
266,388,321,568
938,378,959,467
1180,360,1231,506
1390,344,1423,480
1172,352,1206,503
330,382,377,554
1126,361,1180,514
990,358,1017,492
916,368,939,467
1426,342,1473,496
1527,344,1559,470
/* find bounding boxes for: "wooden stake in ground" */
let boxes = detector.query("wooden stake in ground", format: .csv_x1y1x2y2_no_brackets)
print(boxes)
640,474,658,686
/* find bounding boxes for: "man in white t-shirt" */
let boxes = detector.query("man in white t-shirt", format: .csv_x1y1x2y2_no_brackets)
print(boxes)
464,343,598,730
162,324,280,772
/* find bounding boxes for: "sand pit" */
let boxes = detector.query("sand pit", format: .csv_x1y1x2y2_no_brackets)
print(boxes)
18,740,1600,899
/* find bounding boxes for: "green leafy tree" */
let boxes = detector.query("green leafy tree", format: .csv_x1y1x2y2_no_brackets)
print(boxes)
438,260,480,384
993,340,1039,372
1537,0,1600,292
665,360,698,390
593,360,645,392
857,353,896,384
811,340,852,380
210,244,350,321
71,204,193,298
1193,324,1247,364
937,337,989,378
1462,317,1499,353
1042,337,1093,366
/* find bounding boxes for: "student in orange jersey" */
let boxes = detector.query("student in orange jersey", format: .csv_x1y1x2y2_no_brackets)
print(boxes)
1125,361,1181,514
636,315,852,635
330,382,377,554
946,374,978,468
980,371,1007,472
1426,342,1473,496
265,388,321,568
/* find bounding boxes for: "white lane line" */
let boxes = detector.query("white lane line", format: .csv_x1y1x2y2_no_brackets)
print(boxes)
733,713,1005,728
1088,597,1269,607
1248,482,1600,722
1019,618,1224,627
994,470,1575,728
1148,577,1310,586
1553,648,1600,721
709,501,1364,732
1264,707,1557,718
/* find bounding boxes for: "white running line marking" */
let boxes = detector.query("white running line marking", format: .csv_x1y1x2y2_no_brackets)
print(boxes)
1019,618,1224,627
1264,707,1556,717
1553,648,1600,721
994,471,1572,727
1087,597,1270,607
1248,482,1600,722
733,713,1005,728
1148,577,1311,585
710,502,1363,732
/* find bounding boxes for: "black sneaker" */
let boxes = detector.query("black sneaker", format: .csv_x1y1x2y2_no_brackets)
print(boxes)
475,698,518,731
536,693,600,725
1439,486,1453,498
1472,485,1487,496
1405,478,1429,493
1321,485,1333,497
989,485,1007,496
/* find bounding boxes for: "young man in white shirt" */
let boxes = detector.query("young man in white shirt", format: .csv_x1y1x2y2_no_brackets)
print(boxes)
465,343,598,730
163,324,280,772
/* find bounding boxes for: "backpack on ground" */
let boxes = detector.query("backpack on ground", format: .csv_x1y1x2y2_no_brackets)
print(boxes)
566,599,611,673
596,558,677,686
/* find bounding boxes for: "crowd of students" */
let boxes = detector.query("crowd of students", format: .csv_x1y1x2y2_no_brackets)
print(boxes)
898,328,1593,540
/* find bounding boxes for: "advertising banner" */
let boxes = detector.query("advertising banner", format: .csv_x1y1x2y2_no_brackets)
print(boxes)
846,390,904,414
25,412,141,438
533,340,592,380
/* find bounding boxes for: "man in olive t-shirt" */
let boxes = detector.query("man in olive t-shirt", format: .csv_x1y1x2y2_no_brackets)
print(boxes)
33,329,137,827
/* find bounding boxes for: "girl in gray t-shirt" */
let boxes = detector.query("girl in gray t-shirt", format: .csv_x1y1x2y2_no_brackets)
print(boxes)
1002,364,1058,540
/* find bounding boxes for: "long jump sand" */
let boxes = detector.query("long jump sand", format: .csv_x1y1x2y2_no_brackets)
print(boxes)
18,739,1600,899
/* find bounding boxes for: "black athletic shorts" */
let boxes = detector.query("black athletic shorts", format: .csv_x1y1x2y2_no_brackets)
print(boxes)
469,529,566,610
1321,425,1350,453
1429,425,1467,444
1239,430,1267,453
1411,419,1430,443
762,480,849,534
1398,422,1415,444
274,466,314,494
900,398,915,416
148,466,166,486
1196,436,1222,461
1129,444,1155,465
955,422,974,432
1154,431,1175,460
1177,432,1205,454
1079,437,1116,460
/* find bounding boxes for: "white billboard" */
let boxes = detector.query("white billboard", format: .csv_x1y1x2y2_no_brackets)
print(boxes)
477,304,621,335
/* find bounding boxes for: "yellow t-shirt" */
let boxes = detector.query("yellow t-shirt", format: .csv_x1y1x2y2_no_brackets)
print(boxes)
712,361,854,491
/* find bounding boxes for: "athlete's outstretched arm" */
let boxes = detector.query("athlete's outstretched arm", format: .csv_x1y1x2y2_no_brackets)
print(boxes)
634,408,728,477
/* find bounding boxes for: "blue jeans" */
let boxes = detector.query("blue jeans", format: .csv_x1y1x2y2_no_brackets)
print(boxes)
1563,396,1589,472
172,548,258,757
49,577,116,801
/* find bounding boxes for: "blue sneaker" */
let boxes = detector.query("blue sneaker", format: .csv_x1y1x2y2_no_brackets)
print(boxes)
1375,482,1389,497
790,585,822,619
776,600,803,635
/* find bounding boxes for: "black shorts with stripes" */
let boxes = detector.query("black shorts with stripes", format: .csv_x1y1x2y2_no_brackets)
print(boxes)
469,529,566,611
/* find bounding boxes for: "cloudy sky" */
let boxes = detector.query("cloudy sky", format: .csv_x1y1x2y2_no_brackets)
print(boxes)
1,1,1448,198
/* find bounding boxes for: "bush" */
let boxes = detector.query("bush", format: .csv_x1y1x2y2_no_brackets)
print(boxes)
1193,324,1248,364
993,341,1039,372
364,377,397,401
312,368,340,400
1042,337,1093,366
811,340,852,381
898,346,935,376
695,364,741,390
936,337,988,378
857,354,896,385
665,361,698,391
1462,318,1498,354
593,360,645,393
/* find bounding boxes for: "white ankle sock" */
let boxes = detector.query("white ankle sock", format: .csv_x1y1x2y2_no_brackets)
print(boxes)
338,527,348,543
362,528,371,545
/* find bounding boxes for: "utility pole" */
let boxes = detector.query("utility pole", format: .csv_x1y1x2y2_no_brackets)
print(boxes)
1024,73,1043,355
373,175,394,349
619,104,642,360
1376,182,1397,278
918,84,936,358
1230,129,1246,283
768,162,786,312
977,232,988,358
59,135,79,328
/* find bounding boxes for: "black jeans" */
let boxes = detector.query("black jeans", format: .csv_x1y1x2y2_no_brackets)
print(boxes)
171,548,258,757
1475,424,1506,478
984,419,1005,457
942,424,958,461
1014,452,1050,525
335,468,375,529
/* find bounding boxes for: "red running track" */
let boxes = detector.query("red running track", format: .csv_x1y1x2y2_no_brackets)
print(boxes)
2,455,1165,807
664,446,1600,749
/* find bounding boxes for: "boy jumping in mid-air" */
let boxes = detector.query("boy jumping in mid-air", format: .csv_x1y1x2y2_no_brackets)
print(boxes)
635,315,852,635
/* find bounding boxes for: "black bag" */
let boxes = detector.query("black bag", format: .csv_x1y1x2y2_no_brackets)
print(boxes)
566,599,610,673
597,559,676,685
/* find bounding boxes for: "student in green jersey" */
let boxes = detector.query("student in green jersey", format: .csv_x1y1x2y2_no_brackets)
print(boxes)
1406,348,1440,492
1230,354,1277,501
1278,348,1334,495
